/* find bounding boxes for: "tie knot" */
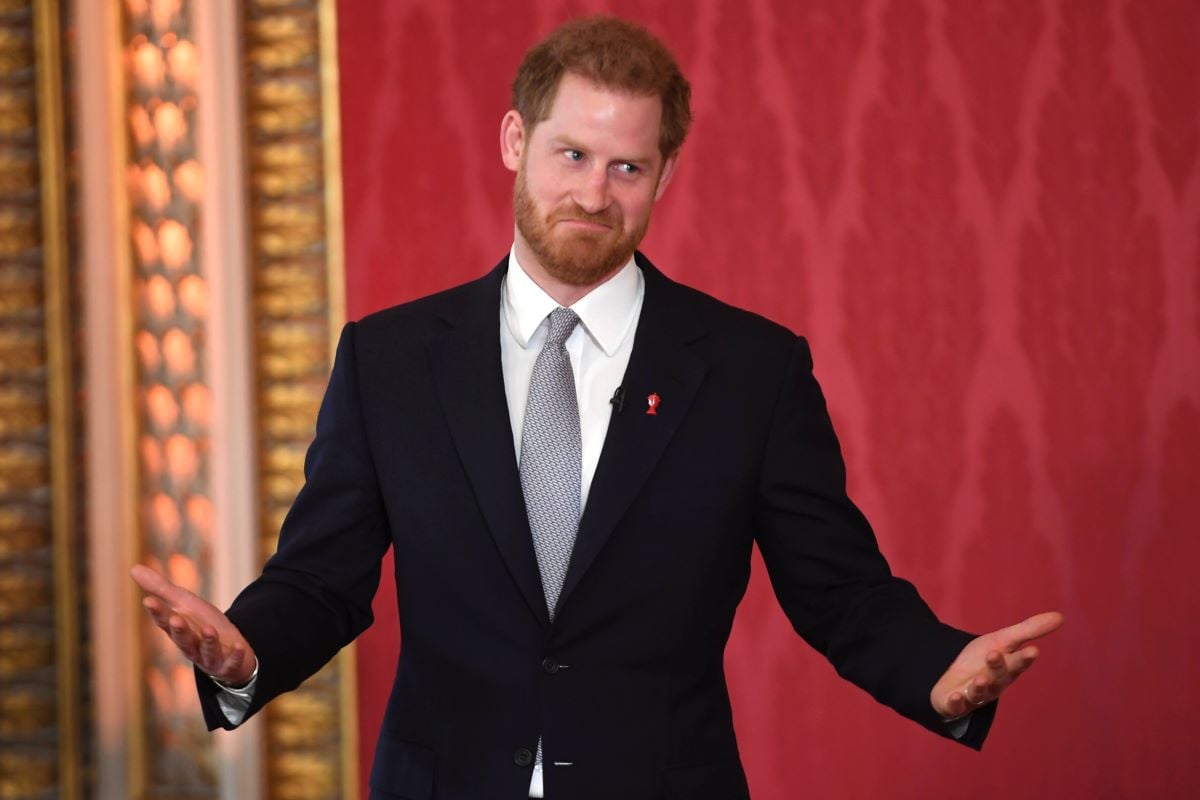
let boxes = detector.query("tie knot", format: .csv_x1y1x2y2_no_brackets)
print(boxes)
544,307,580,349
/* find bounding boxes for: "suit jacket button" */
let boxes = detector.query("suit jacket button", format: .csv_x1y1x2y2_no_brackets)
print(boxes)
541,657,560,674
514,747,534,767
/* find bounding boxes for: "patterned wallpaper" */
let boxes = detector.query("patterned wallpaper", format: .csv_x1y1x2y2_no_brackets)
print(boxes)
336,0,1199,797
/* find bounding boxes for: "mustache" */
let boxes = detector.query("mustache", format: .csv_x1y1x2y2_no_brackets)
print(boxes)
549,204,619,228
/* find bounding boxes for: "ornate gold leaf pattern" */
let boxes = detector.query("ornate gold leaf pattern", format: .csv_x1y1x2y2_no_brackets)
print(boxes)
0,2,82,796
121,0,216,794
245,1,351,796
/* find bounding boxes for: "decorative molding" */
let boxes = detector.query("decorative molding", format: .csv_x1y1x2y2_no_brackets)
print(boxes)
75,0,141,795
0,0,83,797
243,0,355,796
191,0,264,797
121,0,217,794
32,0,83,796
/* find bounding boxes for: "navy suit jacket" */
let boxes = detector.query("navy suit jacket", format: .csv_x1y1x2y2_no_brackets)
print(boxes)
199,253,994,799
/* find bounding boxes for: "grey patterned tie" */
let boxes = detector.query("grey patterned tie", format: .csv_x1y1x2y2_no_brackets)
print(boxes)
520,306,582,621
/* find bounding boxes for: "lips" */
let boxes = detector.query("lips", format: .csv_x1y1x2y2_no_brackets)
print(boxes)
549,204,618,230
557,218,611,230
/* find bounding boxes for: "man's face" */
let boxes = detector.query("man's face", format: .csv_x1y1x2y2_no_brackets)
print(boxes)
503,72,678,288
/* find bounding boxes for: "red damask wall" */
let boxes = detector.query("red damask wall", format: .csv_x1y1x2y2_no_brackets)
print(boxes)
336,1,1199,797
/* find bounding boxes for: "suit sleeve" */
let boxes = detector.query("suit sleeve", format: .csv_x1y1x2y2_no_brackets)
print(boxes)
753,336,994,748
198,321,393,730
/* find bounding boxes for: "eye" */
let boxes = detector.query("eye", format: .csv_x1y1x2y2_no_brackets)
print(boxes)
615,162,640,175
564,149,584,162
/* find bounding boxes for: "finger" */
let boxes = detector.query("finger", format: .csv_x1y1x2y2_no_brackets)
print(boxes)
168,614,202,662
962,674,994,707
1001,611,1065,651
225,644,245,671
193,626,255,685
142,597,173,631
985,650,1007,679
198,626,221,672
943,690,969,719
131,564,190,609
207,646,252,687
138,584,179,621
221,646,247,683
135,568,229,634
1006,645,1039,676
168,613,198,643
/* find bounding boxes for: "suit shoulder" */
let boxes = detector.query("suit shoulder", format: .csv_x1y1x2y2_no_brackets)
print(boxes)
349,269,500,351
659,275,801,363
690,284,794,336
353,278,482,329
639,254,797,343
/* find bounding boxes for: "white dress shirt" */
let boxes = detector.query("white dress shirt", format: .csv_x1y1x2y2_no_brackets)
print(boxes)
501,247,643,511
505,247,643,797
214,248,644,799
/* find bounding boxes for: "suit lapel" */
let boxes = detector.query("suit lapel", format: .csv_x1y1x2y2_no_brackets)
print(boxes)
556,255,708,615
428,260,550,628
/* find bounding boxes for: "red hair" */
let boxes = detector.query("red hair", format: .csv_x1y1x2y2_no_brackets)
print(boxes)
511,15,692,158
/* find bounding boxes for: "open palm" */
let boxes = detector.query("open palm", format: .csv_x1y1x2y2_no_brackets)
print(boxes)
131,564,257,686
931,611,1064,720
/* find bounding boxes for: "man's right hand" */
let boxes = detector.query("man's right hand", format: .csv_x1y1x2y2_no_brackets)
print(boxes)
131,564,257,687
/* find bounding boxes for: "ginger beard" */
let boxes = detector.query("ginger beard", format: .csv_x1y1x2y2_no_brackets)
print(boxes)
512,159,654,287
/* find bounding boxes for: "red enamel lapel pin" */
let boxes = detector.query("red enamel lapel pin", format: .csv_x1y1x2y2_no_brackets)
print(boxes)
646,392,661,416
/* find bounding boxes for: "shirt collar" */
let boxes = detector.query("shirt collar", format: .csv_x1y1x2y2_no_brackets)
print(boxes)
504,246,641,357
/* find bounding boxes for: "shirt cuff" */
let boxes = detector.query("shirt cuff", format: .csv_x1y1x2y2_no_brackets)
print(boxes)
210,661,258,725
945,714,971,740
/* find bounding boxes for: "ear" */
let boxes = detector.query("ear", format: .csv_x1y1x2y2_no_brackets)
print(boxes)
653,150,680,202
500,110,525,172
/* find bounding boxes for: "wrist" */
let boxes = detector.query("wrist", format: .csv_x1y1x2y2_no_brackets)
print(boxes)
208,658,258,690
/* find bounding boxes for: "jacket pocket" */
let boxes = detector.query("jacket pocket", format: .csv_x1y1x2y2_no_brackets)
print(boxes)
369,736,436,799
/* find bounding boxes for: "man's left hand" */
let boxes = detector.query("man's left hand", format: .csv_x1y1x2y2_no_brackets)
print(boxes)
931,611,1065,720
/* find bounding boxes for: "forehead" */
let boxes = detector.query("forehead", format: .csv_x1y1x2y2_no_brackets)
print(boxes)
534,72,663,157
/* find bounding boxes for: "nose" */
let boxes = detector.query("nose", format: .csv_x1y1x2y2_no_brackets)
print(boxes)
573,165,611,215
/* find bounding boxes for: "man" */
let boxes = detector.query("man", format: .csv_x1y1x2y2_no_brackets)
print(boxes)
133,15,1062,800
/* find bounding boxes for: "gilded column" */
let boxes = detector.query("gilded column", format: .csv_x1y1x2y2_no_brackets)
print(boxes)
243,1,355,798
122,0,218,794
0,0,83,797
